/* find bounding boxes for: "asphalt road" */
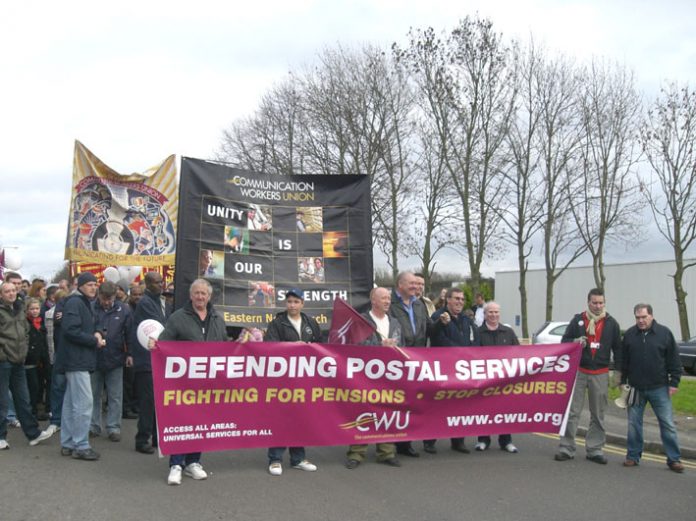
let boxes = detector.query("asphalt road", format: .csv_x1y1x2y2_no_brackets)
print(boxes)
3,420,694,521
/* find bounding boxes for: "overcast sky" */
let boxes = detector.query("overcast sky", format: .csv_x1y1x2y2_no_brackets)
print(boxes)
1,0,694,279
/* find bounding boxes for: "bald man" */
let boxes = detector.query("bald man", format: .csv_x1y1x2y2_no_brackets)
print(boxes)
344,287,402,469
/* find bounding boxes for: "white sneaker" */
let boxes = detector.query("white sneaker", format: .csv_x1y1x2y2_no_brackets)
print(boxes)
29,429,54,446
184,462,208,480
268,462,283,476
44,424,60,436
292,460,317,472
503,443,519,453
167,465,183,485
0,439,9,450
474,442,488,452
8,420,20,428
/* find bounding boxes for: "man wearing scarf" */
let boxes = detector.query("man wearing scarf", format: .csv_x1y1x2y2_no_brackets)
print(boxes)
555,288,622,464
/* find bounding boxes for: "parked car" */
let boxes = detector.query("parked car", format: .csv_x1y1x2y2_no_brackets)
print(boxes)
532,321,569,344
678,337,696,375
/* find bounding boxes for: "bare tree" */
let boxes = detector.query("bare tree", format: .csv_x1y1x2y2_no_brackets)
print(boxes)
401,125,460,291
497,40,546,337
217,76,307,174
640,83,696,340
536,54,588,320
394,16,516,294
569,59,644,290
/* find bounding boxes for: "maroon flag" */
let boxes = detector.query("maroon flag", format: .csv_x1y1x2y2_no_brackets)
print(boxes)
328,298,375,345
0,249,4,281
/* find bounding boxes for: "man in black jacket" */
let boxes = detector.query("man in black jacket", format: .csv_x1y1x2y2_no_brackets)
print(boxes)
555,288,621,465
159,278,227,485
131,271,169,454
476,301,519,453
264,288,320,476
425,287,479,454
621,303,684,472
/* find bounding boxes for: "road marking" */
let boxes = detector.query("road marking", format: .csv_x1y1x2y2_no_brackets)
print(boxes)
534,432,696,469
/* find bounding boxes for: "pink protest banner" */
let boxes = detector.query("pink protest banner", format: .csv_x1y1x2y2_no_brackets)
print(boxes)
152,341,581,455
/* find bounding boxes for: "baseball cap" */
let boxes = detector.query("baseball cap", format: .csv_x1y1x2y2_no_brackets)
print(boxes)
286,288,304,300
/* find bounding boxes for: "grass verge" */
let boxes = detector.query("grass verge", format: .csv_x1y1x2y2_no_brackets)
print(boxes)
608,379,696,416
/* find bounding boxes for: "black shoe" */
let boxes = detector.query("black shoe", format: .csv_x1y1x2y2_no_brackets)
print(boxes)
72,448,100,461
345,459,360,469
451,443,470,454
554,452,574,461
122,411,138,419
379,458,401,467
396,447,420,458
423,443,437,454
586,454,608,465
108,432,121,442
61,447,74,457
136,444,155,454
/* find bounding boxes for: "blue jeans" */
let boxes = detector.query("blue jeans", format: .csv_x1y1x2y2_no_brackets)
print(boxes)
7,391,17,421
90,366,123,435
170,452,201,467
627,386,681,464
0,361,41,441
268,446,306,465
49,367,67,426
60,371,93,450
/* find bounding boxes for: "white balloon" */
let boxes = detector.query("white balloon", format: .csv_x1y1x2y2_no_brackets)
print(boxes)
126,266,142,283
117,266,130,281
3,248,22,271
103,266,120,283
118,265,141,284
137,319,164,350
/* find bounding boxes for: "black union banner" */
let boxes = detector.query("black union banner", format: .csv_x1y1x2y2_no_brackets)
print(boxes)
175,158,373,330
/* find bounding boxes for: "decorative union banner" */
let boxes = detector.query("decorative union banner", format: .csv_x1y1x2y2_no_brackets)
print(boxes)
152,342,581,455
65,141,178,267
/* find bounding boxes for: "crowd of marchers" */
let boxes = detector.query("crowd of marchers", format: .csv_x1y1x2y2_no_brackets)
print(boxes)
0,269,686,487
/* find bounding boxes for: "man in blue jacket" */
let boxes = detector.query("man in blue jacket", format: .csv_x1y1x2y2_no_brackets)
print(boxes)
57,272,104,461
90,281,133,442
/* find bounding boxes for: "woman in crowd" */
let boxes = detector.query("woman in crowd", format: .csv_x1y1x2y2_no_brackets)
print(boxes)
25,298,50,420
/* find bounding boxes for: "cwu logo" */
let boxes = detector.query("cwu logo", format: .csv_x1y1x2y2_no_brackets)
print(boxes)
339,411,410,432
